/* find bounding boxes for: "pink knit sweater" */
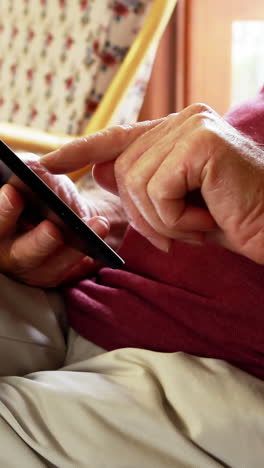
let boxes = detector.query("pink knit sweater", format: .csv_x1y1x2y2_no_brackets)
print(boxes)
64,88,264,380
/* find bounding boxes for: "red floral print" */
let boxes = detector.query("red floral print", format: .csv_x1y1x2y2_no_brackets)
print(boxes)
85,98,99,114
46,33,53,46
30,108,38,120
66,36,74,49
113,2,129,16
93,40,100,54
100,51,116,66
65,76,73,89
12,26,18,38
0,0,151,136
80,0,89,10
45,73,53,85
27,68,34,80
12,102,20,113
10,63,17,75
49,113,57,125
28,29,35,41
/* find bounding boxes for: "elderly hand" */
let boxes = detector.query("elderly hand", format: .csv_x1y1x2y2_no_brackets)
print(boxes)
42,104,264,264
0,154,110,287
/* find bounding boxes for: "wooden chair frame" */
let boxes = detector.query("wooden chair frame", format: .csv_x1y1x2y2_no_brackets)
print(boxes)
0,0,177,156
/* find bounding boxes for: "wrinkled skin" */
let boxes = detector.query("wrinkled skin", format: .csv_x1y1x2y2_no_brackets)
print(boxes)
43,103,264,265
1,101,264,289
0,153,115,287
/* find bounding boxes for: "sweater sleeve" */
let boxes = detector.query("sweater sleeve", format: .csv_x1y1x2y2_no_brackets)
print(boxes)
224,85,264,144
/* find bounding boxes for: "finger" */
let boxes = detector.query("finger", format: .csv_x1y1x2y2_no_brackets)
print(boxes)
120,130,179,237
92,118,175,195
113,108,206,183
91,118,180,244
41,104,215,175
92,116,177,195
12,212,109,268
92,104,218,196
7,220,64,273
84,215,110,239
26,160,89,219
40,119,165,174
30,216,110,286
92,132,172,250
92,161,117,194
60,256,100,284
142,111,220,234
26,245,86,287
0,184,24,237
114,161,172,251
146,148,216,232
113,111,210,241
124,203,172,252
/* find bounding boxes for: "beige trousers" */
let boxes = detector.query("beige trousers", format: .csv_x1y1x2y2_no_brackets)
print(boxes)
0,273,264,467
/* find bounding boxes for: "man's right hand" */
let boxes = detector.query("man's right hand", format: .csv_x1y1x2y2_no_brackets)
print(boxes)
42,104,264,265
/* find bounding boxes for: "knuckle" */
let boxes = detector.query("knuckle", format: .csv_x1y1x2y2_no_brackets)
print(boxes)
188,105,219,133
109,124,130,137
199,124,222,150
189,112,209,128
104,125,122,143
188,102,213,115
66,137,88,152
164,112,180,123
106,124,132,148
189,115,221,147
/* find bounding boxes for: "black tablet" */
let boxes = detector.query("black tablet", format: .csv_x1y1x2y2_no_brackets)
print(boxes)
0,140,124,269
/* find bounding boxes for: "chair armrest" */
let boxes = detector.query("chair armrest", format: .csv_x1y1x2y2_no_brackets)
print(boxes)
0,122,74,154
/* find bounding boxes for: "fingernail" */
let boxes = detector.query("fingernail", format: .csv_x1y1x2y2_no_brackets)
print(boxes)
88,216,109,232
41,229,60,246
182,239,203,246
146,236,171,253
0,190,13,211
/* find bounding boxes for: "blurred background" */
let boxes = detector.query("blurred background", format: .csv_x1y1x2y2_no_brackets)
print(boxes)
140,0,264,120
0,0,263,161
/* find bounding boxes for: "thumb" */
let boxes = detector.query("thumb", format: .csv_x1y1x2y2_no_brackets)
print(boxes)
41,119,164,174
